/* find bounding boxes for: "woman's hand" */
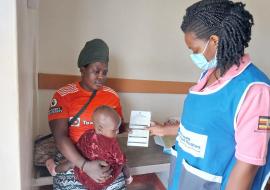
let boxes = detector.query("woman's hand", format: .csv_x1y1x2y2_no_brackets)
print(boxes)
148,121,166,136
148,121,179,136
83,160,112,183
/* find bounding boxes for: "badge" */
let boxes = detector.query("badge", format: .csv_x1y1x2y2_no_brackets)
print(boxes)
257,116,270,130
48,107,62,115
69,117,80,127
50,98,58,107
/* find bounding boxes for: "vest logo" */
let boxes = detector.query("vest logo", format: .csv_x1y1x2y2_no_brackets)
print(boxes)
50,98,58,107
257,116,270,130
177,124,208,158
70,117,80,127
48,106,62,115
83,120,93,125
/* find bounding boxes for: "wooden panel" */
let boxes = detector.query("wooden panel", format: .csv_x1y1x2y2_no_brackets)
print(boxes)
38,73,81,90
38,73,195,94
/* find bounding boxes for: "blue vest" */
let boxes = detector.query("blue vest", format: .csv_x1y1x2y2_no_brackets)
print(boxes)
169,64,270,190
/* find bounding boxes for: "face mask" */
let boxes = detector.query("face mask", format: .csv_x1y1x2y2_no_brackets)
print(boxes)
190,40,217,70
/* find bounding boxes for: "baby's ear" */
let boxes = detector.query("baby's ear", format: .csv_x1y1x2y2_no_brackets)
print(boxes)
95,124,103,134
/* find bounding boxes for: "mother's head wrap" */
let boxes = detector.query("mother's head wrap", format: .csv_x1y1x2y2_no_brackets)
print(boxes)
78,39,109,68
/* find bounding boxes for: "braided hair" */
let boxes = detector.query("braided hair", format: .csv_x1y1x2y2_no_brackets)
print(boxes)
181,0,254,76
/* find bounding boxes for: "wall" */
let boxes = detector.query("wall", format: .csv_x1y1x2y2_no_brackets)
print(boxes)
38,0,200,80
37,0,270,135
0,0,38,189
17,0,39,189
0,0,21,189
243,0,270,73
37,0,199,135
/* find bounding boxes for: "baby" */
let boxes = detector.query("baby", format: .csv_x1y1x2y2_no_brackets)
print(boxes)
46,105,132,189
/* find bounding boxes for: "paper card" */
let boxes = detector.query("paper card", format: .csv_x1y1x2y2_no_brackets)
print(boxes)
127,129,149,147
129,111,151,127
127,110,151,147
129,125,146,130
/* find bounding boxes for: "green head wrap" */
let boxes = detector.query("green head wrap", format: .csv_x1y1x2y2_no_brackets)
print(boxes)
77,39,109,68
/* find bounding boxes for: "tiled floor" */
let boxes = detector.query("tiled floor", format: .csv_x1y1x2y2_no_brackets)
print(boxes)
39,173,166,190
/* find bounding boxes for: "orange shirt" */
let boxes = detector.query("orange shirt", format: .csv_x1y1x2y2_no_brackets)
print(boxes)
48,82,124,143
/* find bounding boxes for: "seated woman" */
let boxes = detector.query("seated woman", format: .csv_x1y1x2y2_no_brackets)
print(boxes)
48,39,126,190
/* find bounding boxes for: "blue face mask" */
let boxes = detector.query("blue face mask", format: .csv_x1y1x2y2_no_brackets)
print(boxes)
190,40,217,70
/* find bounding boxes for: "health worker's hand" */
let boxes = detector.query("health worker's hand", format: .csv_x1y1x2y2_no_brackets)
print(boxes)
148,121,166,136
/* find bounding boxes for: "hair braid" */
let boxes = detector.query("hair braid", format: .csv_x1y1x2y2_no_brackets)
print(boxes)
181,0,254,76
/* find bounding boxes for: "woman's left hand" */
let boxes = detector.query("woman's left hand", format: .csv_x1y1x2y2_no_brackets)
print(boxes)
83,160,112,183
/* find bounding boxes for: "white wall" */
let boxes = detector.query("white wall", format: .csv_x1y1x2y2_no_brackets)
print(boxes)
243,0,270,74
0,0,38,189
37,0,270,135
17,0,39,189
0,1,21,189
37,0,196,135
38,0,200,81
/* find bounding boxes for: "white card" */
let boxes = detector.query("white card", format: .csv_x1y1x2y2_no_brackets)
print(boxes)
127,110,151,147
129,111,151,127
127,129,149,147
129,124,146,130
